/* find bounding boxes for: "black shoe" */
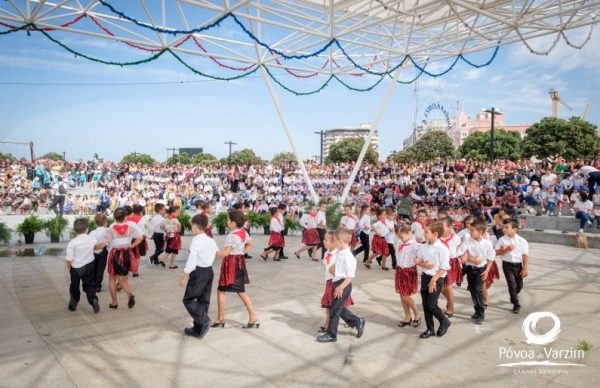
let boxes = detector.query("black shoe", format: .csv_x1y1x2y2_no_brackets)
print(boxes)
96,287,102,293
470,313,478,320
92,298,100,314
512,305,521,314
474,316,484,324
242,320,260,329
376,257,382,266
316,333,337,343
67,304,77,312
244,254,252,259
397,321,412,327
68,297,77,311
132,273,139,278
184,327,201,338
356,318,366,338
109,304,118,310
280,255,289,260
128,295,135,309
198,322,210,338
211,321,225,328
437,320,451,337
419,330,435,339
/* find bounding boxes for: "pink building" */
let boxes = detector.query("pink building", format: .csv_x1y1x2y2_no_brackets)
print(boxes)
449,111,531,148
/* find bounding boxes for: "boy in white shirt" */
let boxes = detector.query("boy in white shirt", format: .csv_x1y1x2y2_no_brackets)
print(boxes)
179,214,219,338
317,229,366,343
149,203,166,265
89,213,109,292
458,220,496,324
66,218,106,313
496,219,529,314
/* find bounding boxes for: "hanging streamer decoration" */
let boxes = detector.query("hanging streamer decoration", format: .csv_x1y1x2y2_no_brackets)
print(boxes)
0,0,504,94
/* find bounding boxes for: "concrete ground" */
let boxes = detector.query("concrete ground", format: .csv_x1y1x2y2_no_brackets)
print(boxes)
0,234,599,388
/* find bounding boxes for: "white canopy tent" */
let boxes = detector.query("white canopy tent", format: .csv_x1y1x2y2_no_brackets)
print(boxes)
1,0,598,203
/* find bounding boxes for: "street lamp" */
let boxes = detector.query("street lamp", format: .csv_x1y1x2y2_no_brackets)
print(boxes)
483,108,502,163
224,141,237,164
314,130,324,164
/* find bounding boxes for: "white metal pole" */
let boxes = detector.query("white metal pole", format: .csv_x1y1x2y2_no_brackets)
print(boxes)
248,0,320,204
339,68,403,204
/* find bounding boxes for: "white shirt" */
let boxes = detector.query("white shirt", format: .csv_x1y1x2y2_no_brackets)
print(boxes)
358,214,371,234
184,233,218,273
397,239,419,268
340,214,358,230
225,229,251,255
89,226,109,254
411,221,426,242
496,234,529,264
440,232,461,258
419,240,450,277
333,247,357,282
457,237,496,268
66,234,96,268
300,214,317,229
316,210,327,229
373,220,388,238
384,219,396,243
150,214,166,234
578,166,600,177
269,216,284,233
323,249,337,281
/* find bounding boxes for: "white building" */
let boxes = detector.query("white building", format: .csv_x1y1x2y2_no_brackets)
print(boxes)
322,123,378,160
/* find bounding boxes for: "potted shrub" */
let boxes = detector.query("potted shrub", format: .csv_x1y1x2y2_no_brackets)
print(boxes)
0,222,11,245
45,215,69,243
177,212,192,236
256,212,271,235
325,202,343,229
246,211,262,232
212,212,229,235
284,216,300,236
16,215,46,244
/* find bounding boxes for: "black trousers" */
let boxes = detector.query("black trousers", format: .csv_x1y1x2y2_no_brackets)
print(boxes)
93,248,108,289
327,280,360,338
183,267,214,326
69,262,97,307
588,171,600,191
502,261,523,307
50,194,65,215
387,243,397,268
353,232,370,262
465,265,485,318
317,228,327,260
151,233,165,262
279,232,286,258
420,274,446,332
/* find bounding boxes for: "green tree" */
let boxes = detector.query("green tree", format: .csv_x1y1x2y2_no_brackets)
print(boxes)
223,149,263,165
391,148,418,163
166,152,192,165
411,130,456,162
0,152,15,162
325,137,379,164
460,129,523,161
523,117,600,161
192,152,217,164
272,152,297,165
40,152,64,161
120,152,156,165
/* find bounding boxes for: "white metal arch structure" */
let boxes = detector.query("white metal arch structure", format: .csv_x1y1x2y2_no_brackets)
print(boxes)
1,0,599,204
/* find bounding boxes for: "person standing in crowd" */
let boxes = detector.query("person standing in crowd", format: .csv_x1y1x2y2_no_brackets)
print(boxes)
316,202,328,260
261,207,285,261
496,219,529,314
49,176,67,215
149,203,166,265
163,206,182,269
395,225,421,328
353,205,371,262
295,206,320,261
89,213,109,293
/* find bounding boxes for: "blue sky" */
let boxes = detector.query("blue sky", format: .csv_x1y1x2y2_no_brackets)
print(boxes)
0,13,599,162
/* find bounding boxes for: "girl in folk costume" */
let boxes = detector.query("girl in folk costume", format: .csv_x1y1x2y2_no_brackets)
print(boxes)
411,210,428,243
439,218,462,318
385,208,398,269
352,205,371,263
213,210,259,329
364,208,390,270
126,204,149,278
200,202,213,238
319,231,353,332
395,225,421,328
107,208,143,310
162,206,182,269
295,206,320,261
339,205,358,250
261,207,285,261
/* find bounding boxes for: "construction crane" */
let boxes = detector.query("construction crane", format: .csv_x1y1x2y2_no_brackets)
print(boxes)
582,103,589,120
549,88,573,118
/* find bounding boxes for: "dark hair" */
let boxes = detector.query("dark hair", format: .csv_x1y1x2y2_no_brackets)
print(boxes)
232,203,242,210
581,192,589,202
374,208,385,218
503,218,519,229
426,221,444,237
201,202,211,211
269,207,278,216
94,213,107,227
154,203,165,213
228,209,246,228
278,203,287,211
192,214,209,230
73,218,88,234
471,220,488,232
167,205,179,214
114,208,127,222
123,205,133,215
132,204,144,215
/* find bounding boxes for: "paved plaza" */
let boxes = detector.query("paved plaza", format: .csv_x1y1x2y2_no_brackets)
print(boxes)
0,233,599,387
